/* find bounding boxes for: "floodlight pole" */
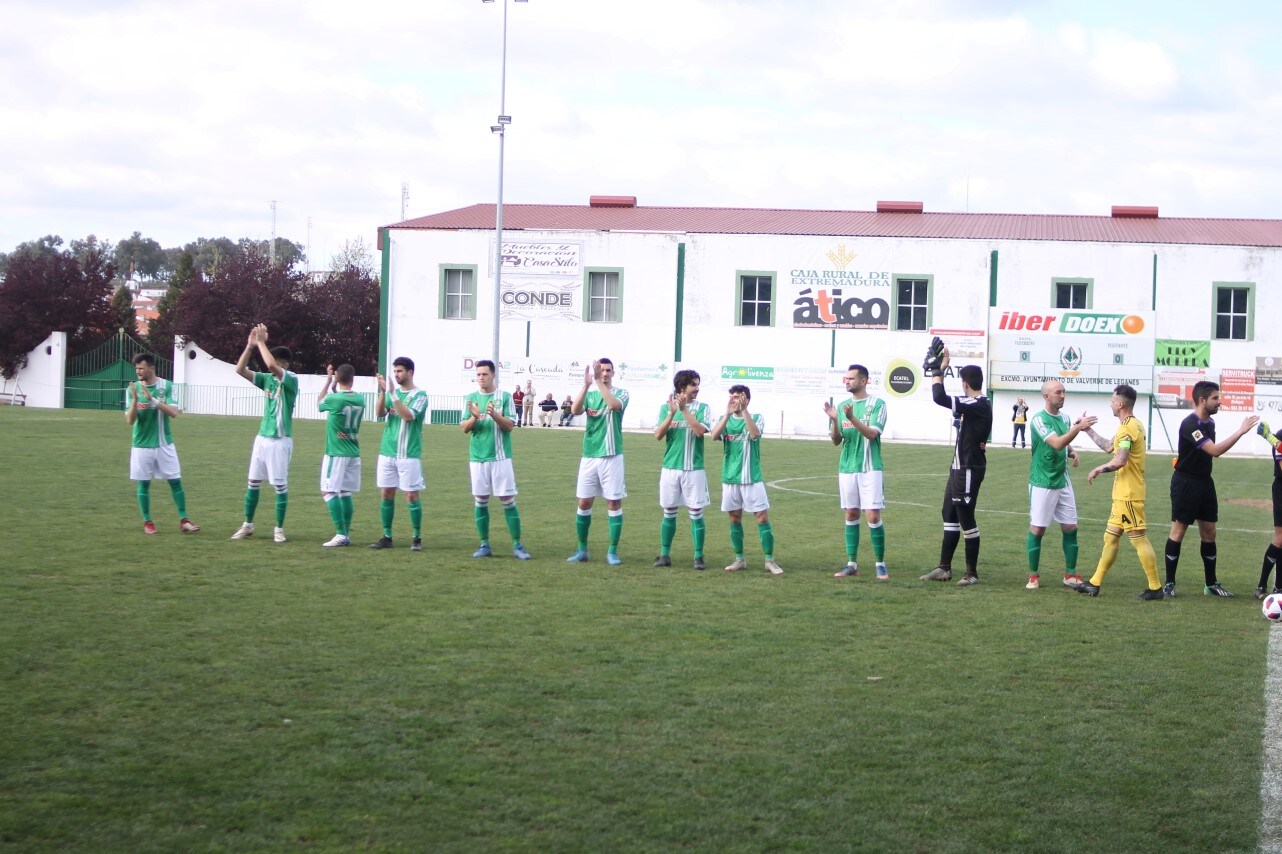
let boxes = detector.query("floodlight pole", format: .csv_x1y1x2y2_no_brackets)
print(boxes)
486,0,525,365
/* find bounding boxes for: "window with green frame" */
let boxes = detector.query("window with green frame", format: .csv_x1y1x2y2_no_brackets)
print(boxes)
1213,282,1254,341
736,271,775,326
1052,279,1092,309
585,268,622,322
892,275,932,331
439,265,477,320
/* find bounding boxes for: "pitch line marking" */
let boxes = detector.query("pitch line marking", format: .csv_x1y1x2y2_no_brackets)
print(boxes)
1261,626,1282,853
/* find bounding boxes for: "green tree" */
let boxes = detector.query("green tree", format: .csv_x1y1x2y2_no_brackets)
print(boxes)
238,237,306,270
302,259,381,374
330,237,375,278
114,231,165,280
148,250,197,356
111,285,137,333
183,237,239,277
0,238,118,378
172,245,313,367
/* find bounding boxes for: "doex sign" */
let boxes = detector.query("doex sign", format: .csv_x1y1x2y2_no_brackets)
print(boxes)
996,311,1148,335
989,308,1155,393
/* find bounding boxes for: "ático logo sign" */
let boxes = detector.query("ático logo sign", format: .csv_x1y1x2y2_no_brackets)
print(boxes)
997,311,1146,335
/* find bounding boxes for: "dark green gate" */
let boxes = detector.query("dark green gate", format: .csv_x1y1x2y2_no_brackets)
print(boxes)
65,330,172,411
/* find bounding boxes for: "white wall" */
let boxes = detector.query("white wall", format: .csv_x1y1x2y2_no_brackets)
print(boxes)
384,226,1280,456
4,331,67,408
173,338,381,420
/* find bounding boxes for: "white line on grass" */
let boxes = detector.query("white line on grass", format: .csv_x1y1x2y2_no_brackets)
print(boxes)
767,475,1274,535
1262,626,1282,852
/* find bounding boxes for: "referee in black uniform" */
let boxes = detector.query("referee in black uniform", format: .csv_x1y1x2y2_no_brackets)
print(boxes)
1163,380,1259,598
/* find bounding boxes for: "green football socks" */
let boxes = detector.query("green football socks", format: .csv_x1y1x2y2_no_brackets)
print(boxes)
136,481,151,521
607,510,623,552
168,479,187,517
845,521,860,561
409,499,422,539
381,498,396,538
869,519,885,561
503,501,521,541
759,521,774,560
660,514,677,556
730,521,744,558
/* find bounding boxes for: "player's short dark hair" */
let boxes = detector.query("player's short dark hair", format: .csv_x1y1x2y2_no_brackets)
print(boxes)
729,384,751,401
1191,380,1219,403
1114,384,1137,404
392,356,414,373
270,346,292,362
336,364,356,385
959,364,984,391
847,364,868,380
673,369,700,393
132,353,155,367
598,357,613,368
476,359,495,373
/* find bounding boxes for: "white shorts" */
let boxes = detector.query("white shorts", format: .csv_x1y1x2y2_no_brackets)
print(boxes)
130,445,181,481
839,470,885,510
470,459,518,497
377,455,425,492
721,482,770,513
320,455,362,495
576,455,627,501
1029,482,1078,528
248,435,293,487
659,468,710,509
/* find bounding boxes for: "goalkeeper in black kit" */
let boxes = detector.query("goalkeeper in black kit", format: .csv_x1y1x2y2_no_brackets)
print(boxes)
919,337,994,586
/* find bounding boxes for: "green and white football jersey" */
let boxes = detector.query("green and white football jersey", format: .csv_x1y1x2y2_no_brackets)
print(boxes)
126,379,176,449
837,396,887,474
378,388,428,459
319,390,365,457
463,390,514,462
582,387,629,458
254,371,299,439
657,401,711,471
1029,409,1072,489
720,413,764,485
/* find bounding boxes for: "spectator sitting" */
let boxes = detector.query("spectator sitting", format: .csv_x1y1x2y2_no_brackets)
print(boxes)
559,395,574,426
539,393,559,427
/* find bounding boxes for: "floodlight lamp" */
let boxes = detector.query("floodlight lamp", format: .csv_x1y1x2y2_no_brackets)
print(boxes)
490,125,504,133
497,115,511,124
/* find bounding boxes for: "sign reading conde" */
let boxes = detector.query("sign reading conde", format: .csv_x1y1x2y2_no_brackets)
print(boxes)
491,241,583,322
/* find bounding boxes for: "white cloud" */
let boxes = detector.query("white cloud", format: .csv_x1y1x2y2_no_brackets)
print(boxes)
1,0,1280,258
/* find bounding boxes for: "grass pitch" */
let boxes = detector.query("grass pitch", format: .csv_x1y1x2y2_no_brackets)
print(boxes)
0,406,1275,851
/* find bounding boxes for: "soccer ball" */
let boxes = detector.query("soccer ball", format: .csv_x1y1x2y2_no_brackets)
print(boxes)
1263,593,1282,622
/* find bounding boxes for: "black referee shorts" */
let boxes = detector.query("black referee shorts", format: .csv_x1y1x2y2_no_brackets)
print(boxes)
1170,471,1217,525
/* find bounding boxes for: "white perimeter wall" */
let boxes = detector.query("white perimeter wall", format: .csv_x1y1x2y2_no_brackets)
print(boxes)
5,331,67,408
173,338,380,420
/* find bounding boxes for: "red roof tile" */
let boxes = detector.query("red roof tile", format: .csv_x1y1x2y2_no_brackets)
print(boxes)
387,203,1282,247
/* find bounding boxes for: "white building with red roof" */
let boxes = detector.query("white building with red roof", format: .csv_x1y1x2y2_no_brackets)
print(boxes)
376,196,1281,450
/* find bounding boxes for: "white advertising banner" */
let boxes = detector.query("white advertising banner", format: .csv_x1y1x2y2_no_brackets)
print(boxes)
786,242,895,330
988,308,1156,393
490,241,583,322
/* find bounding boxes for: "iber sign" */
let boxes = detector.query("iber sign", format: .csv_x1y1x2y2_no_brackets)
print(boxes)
997,311,1145,336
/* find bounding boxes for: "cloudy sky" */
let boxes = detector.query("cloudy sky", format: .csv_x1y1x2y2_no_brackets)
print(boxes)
3,0,1281,266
